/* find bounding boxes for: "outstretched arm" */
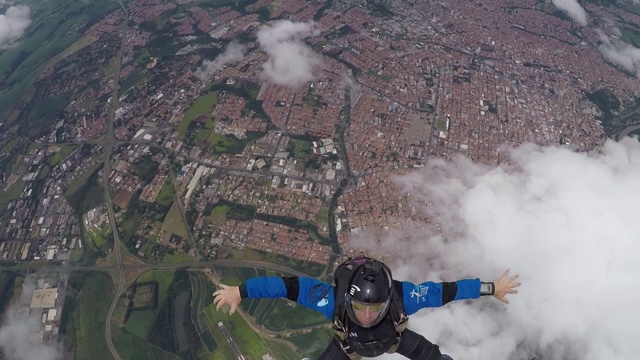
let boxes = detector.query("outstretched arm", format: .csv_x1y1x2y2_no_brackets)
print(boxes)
401,268,521,315
213,276,335,319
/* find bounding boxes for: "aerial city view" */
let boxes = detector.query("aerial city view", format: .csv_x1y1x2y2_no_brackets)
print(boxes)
0,0,639,359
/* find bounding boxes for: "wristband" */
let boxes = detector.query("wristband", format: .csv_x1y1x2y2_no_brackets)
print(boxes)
480,282,495,296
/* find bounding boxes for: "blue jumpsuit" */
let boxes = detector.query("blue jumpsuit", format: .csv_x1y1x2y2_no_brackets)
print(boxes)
239,276,481,359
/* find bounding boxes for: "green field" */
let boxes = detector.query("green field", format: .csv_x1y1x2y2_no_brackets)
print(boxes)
48,145,76,167
0,179,25,203
315,207,329,225
125,270,175,338
288,327,334,358
0,0,120,122
177,92,218,137
155,179,175,208
209,133,246,154
210,204,229,225
161,202,190,242
74,272,115,360
85,223,112,252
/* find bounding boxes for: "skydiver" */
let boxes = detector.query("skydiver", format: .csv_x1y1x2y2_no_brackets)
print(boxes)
213,255,521,360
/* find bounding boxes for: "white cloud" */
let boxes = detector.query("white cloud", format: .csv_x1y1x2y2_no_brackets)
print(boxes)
194,40,245,83
597,30,640,77
551,0,588,26
0,277,62,360
351,138,640,360
257,20,322,88
0,5,32,49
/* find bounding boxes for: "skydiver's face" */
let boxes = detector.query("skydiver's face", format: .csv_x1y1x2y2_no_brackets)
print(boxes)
351,300,384,327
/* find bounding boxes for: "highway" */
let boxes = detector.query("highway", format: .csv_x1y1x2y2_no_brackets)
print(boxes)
103,2,129,359
13,258,309,277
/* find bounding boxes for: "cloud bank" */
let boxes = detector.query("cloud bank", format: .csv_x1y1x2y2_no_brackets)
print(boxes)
350,138,640,360
194,40,245,83
257,20,322,88
0,5,31,49
0,277,62,360
551,0,588,26
597,30,640,77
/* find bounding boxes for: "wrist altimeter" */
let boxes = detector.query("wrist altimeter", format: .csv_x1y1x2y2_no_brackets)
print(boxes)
480,282,495,296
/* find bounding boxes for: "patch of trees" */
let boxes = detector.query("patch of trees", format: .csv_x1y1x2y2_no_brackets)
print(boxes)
133,155,160,184
66,164,105,215
147,269,199,358
213,199,257,221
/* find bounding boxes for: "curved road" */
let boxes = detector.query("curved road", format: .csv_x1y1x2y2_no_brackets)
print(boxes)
103,2,129,359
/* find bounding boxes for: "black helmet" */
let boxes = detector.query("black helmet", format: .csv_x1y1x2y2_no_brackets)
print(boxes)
345,259,393,328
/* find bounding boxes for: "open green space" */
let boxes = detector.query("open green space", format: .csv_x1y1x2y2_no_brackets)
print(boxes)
125,270,175,338
161,201,190,242
259,298,328,332
111,326,178,360
120,70,147,95
177,92,218,137
155,179,175,208
73,272,115,360
208,133,246,154
264,338,304,360
64,161,104,214
315,207,329,226
209,204,229,225
0,179,25,203
85,222,112,252
289,327,334,359
48,145,76,167
0,0,119,124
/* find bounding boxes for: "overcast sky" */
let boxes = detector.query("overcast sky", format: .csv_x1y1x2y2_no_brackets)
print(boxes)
0,4,31,49
256,20,322,88
351,138,640,360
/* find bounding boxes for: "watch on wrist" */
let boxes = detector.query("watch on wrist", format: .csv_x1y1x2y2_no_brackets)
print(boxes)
480,282,495,296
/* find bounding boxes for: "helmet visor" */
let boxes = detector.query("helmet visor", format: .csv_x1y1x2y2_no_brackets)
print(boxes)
346,297,390,328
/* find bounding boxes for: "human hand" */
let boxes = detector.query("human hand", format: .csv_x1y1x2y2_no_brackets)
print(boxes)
213,284,241,315
493,268,521,304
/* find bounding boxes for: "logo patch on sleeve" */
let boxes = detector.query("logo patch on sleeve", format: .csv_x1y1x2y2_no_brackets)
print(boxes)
308,283,331,307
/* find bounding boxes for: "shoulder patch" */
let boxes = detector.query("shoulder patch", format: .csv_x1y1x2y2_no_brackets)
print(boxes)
308,283,331,307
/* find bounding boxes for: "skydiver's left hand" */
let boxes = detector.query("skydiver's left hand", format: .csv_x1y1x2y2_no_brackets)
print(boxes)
493,268,521,304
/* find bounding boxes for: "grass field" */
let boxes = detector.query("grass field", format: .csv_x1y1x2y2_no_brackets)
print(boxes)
177,92,218,137
125,270,175,338
48,145,76,167
0,179,25,203
314,207,329,226
74,272,115,360
111,326,178,360
208,133,246,154
162,252,196,263
210,204,229,226
161,202,190,242
65,161,102,196
155,179,175,208
288,327,334,358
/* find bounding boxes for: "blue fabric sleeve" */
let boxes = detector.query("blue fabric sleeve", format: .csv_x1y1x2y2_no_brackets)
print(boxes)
401,278,481,315
245,276,335,320
245,276,288,298
295,277,335,320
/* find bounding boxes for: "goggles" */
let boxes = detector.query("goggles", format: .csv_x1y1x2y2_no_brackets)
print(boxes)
351,300,385,312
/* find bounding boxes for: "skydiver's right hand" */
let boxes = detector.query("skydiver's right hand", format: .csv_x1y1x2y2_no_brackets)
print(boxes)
213,284,241,315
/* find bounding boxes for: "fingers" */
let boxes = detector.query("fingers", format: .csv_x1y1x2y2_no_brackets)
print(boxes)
230,303,238,315
501,268,511,279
